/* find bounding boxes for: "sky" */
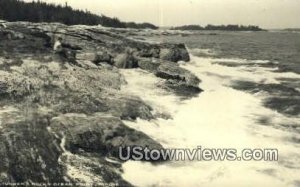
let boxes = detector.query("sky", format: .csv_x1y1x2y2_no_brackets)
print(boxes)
25,0,300,29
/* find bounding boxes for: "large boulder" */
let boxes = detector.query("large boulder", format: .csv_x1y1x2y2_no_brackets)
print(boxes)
155,62,202,96
50,114,164,160
114,51,138,69
124,38,189,62
159,43,190,62
138,47,160,58
94,51,114,65
137,58,202,96
76,51,114,65
106,95,153,120
137,58,160,72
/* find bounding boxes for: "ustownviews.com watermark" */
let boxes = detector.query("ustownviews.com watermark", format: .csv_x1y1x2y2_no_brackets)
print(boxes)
119,146,278,161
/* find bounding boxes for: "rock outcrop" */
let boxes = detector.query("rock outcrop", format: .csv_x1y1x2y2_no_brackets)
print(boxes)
137,58,202,95
114,51,138,69
156,62,202,96
159,43,190,62
0,21,202,185
50,113,163,158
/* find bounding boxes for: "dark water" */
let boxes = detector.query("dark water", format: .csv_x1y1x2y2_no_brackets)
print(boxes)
159,31,300,74
151,31,300,117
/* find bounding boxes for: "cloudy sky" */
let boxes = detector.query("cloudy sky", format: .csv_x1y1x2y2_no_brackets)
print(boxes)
26,0,300,29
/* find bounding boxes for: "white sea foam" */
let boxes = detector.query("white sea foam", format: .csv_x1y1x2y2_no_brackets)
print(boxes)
120,55,300,187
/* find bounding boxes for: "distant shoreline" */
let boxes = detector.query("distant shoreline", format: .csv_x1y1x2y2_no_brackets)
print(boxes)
284,28,300,31
171,24,266,32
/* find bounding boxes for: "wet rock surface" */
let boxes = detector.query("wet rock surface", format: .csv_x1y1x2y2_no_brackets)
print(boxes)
50,114,163,158
155,62,202,96
137,58,202,95
0,21,202,185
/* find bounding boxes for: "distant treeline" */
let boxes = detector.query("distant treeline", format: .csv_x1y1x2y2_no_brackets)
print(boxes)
171,24,265,31
284,28,300,31
0,0,158,29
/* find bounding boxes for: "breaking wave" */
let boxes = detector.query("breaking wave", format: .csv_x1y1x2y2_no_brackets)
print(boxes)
119,53,300,186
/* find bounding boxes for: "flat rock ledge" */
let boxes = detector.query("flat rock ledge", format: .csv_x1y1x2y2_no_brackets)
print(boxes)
0,21,202,185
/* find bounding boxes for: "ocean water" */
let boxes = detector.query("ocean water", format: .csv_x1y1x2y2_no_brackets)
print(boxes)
120,32,300,186
155,31,300,74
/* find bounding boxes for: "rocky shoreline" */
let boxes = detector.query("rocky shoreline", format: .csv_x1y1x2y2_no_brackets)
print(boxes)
0,21,202,185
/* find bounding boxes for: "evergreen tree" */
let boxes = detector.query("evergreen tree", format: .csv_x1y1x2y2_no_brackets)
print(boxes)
0,0,158,29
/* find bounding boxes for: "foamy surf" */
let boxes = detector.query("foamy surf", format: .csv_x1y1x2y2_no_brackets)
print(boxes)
120,54,300,187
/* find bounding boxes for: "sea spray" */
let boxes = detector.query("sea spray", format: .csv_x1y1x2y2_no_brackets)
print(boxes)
120,55,300,187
